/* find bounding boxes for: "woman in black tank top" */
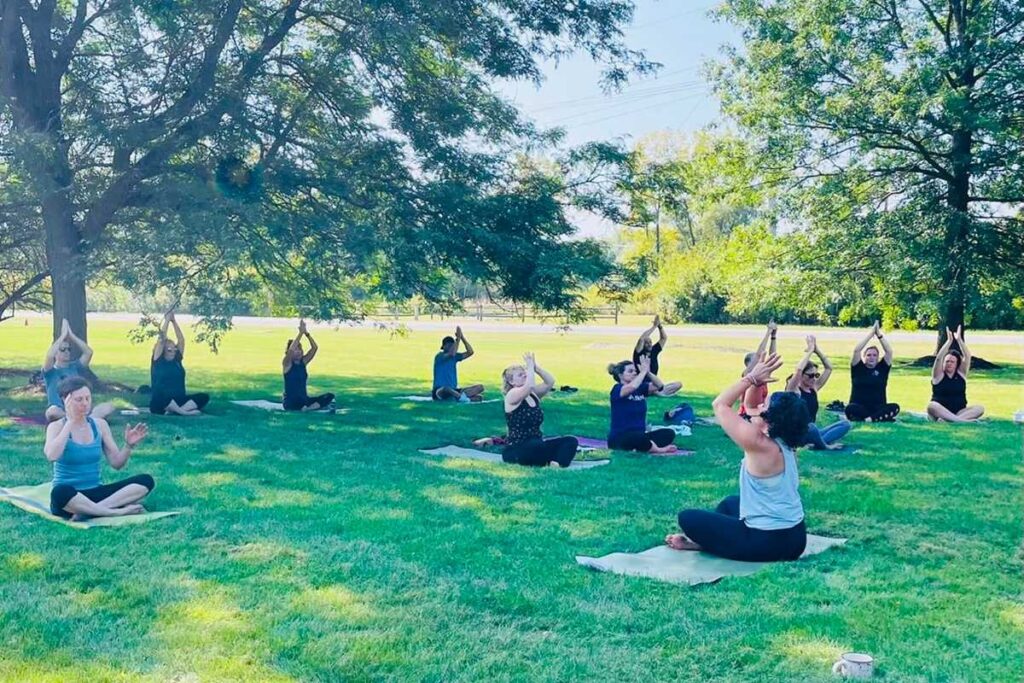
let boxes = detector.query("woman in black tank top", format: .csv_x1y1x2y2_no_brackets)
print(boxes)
785,335,851,450
501,353,577,467
926,326,984,422
282,320,336,412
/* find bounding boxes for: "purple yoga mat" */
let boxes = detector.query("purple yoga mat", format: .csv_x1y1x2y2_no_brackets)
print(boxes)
11,415,46,426
576,437,608,449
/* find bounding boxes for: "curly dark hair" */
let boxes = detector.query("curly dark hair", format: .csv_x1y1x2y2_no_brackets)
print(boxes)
761,391,810,448
607,360,634,383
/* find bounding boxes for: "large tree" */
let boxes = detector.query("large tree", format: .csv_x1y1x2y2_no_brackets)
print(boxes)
0,0,651,338
713,0,1024,344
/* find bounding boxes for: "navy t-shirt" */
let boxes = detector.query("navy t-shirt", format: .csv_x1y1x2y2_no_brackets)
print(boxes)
608,382,651,440
849,360,891,410
433,352,467,390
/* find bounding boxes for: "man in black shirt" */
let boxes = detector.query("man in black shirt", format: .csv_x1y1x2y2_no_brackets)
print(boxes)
845,321,900,422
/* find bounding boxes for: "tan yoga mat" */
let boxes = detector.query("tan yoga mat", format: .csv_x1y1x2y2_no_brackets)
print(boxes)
0,483,180,529
576,534,846,586
231,399,347,413
419,445,610,470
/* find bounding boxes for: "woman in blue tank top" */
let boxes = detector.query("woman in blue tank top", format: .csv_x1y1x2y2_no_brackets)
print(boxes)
44,377,155,520
282,319,335,411
666,353,810,562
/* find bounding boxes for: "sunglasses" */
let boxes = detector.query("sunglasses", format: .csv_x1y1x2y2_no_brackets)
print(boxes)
58,346,71,352
803,372,821,378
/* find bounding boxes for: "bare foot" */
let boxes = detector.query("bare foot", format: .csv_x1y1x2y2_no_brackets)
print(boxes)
665,534,701,551
649,444,678,455
112,504,144,516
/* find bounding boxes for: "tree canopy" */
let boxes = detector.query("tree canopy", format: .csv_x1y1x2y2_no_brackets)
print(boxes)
0,0,653,339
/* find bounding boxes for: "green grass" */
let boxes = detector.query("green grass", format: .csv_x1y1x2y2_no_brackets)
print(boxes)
0,320,1021,682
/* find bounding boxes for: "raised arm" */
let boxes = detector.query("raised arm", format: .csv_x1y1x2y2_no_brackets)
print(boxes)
152,315,171,361
619,356,650,398
298,320,318,364
746,324,773,374
457,327,474,359
851,322,878,366
713,353,784,454
168,312,186,356
932,328,955,382
768,320,777,356
656,315,668,348
283,325,304,372
99,419,148,470
505,353,538,407
532,358,555,398
814,338,833,389
877,324,893,364
43,419,73,462
953,325,971,376
65,324,94,367
43,319,70,371
635,316,658,354
785,338,816,392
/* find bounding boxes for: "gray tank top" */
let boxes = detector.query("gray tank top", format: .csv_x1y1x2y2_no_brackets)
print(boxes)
739,438,804,530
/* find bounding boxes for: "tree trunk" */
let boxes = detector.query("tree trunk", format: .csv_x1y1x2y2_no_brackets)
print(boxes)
43,207,89,342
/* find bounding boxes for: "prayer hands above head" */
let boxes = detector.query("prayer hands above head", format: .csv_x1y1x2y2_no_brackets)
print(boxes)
125,423,149,447
653,314,661,327
638,354,652,375
60,318,70,337
954,324,963,342
455,325,463,339
745,352,783,386
767,320,777,333
873,320,881,336
522,351,535,366
299,319,307,335
805,334,816,352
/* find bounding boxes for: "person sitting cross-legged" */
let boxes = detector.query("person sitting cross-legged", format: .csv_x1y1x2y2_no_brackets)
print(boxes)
149,311,210,416
500,352,578,468
926,325,985,423
42,318,114,422
45,377,155,520
666,353,809,562
432,326,485,402
282,319,335,411
845,321,900,422
606,356,678,454
785,335,851,450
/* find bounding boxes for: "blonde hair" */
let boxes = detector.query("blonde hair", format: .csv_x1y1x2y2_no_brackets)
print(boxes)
501,365,525,395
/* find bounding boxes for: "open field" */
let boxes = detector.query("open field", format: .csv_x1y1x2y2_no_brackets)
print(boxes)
1,319,1021,681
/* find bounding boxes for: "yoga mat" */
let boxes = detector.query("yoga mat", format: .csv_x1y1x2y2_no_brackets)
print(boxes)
575,437,608,449
664,424,692,437
394,396,501,404
576,534,846,586
419,445,610,470
11,415,46,426
231,399,346,413
0,483,180,530
119,407,150,415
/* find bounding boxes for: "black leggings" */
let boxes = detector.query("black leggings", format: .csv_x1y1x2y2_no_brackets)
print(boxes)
283,393,335,411
150,393,210,414
608,428,675,452
845,402,900,422
50,474,155,519
503,436,578,468
677,495,807,562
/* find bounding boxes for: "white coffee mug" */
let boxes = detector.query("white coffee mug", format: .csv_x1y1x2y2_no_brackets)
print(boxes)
832,652,874,678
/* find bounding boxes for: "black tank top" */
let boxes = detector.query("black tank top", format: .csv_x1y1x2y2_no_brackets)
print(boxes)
505,393,544,445
931,373,967,413
283,360,308,402
799,387,819,423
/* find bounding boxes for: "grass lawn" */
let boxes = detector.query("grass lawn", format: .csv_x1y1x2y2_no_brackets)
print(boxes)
1,319,1021,682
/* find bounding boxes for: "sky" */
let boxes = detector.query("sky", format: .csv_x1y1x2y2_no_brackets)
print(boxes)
497,0,740,237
